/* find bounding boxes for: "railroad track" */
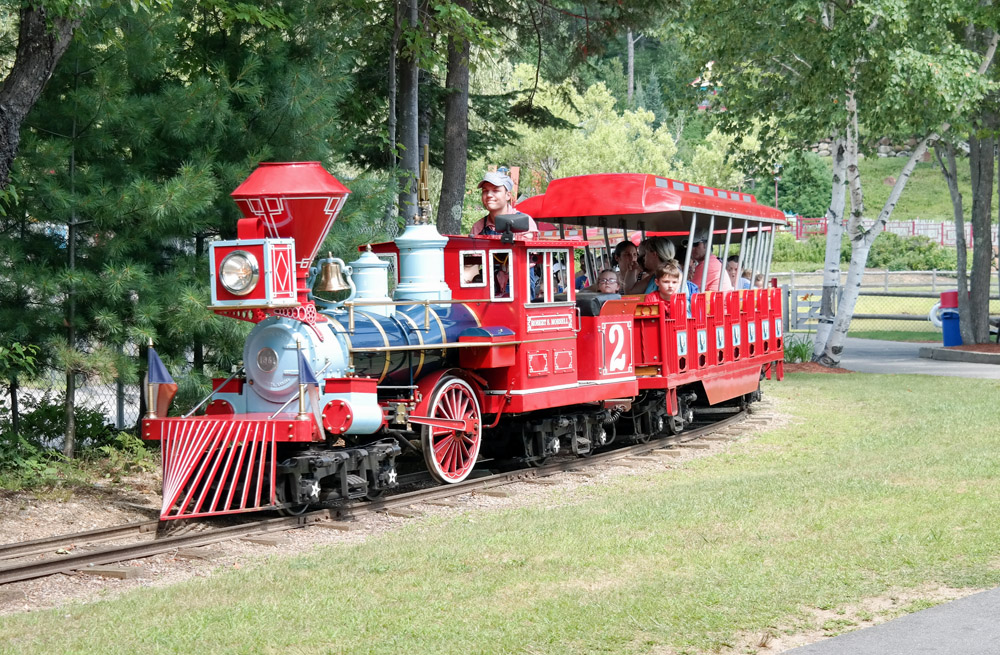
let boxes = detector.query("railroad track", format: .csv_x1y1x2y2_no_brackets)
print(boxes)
0,408,759,586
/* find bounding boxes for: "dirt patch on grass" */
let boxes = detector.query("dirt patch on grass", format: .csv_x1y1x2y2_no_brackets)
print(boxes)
946,343,1000,354
730,584,982,654
783,362,853,374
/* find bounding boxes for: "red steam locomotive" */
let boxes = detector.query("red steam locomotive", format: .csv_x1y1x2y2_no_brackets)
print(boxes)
141,162,785,520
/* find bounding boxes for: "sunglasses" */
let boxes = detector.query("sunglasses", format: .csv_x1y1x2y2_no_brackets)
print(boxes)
598,278,619,285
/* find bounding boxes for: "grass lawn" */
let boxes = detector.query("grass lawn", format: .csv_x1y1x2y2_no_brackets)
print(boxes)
846,329,940,342
858,157,971,223
3,374,1000,655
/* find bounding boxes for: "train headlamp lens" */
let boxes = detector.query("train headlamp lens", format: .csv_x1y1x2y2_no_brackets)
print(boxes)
219,251,259,296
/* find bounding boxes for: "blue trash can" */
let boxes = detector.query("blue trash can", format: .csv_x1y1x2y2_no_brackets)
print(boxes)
942,310,962,347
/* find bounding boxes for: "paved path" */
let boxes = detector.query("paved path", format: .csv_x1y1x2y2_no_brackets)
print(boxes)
785,337,999,654
838,337,1000,379
785,587,1000,654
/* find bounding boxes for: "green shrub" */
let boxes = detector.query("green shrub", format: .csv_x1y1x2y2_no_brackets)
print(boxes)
772,231,957,272
771,233,828,265
784,333,814,363
0,433,53,476
85,432,157,480
0,394,154,489
1,392,116,452
866,232,957,270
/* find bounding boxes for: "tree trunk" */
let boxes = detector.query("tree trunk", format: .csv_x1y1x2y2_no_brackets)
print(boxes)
968,125,995,343
397,0,419,225
816,94,939,366
936,142,975,344
437,21,470,235
418,67,431,164
194,233,205,373
135,345,147,435
0,6,79,190
812,136,847,361
627,30,635,106
9,376,19,436
383,1,402,230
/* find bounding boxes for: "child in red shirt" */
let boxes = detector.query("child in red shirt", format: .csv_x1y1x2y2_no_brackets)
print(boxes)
643,260,683,314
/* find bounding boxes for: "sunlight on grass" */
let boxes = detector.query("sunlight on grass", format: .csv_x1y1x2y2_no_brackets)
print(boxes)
2,375,1000,654
848,330,940,342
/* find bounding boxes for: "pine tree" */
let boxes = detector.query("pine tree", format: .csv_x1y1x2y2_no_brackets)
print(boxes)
3,1,376,454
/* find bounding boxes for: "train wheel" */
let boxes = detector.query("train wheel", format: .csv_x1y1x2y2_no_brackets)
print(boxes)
522,433,549,466
275,476,310,516
421,377,482,484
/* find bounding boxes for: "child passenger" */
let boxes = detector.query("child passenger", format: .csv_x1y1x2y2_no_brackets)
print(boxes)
643,260,684,312
584,268,622,294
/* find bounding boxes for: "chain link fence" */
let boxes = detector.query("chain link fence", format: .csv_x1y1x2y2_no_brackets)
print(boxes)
778,270,1000,339
14,344,142,442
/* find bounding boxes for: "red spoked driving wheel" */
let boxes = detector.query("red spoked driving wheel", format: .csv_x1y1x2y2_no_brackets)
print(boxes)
421,377,482,484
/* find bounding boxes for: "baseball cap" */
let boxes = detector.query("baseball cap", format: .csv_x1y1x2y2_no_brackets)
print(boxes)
683,229,710,247
477,171,513,192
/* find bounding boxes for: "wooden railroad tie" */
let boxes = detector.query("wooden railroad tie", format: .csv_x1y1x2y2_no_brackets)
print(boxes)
422,500,461,508
679,442,711,449
311,521,357,532
76,565,145,580
0,589,27,603
242,535,290,547
475,489,510,498
622,454,666,463
175,547,220,561
380,507,424,519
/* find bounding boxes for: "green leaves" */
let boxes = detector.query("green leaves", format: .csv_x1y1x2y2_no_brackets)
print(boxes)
0,343,40,382
688,0,995,152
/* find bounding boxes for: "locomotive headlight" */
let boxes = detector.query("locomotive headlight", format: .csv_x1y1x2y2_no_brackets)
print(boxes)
219,250,259,296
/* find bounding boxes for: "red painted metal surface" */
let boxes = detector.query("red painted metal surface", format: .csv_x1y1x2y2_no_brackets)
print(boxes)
231,162,351,303
322,399,354,434
516,173,786,230
149,416,285,520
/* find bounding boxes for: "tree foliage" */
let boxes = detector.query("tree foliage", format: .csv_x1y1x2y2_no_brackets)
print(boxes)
497,69,680,196
1,1,391,439
777,151,832,217
687,0,998,363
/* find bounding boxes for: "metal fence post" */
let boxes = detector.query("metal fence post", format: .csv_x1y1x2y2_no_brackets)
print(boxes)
782,285,791,332
116,376,125,430
883,270,889,291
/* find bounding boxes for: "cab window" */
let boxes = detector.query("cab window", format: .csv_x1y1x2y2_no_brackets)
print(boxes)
490,250,512,301
528,248,573,303
459,250,486,288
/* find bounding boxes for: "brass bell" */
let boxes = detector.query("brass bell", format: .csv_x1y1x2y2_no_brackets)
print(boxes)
316,255,350,293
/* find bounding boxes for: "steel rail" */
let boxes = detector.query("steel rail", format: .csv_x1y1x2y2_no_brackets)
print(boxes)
0,520,160,561
0,409,752,586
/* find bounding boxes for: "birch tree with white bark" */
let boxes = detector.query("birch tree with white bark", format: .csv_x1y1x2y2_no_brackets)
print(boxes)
687,0,998,366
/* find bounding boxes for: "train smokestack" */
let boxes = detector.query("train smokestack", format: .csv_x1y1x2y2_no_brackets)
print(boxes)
231,162,350,305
